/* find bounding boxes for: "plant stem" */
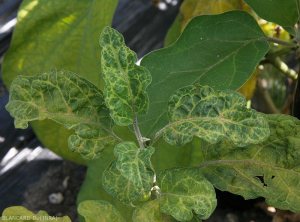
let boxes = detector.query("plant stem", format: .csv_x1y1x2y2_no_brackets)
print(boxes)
261,36,298,47
133,113,145,149
266,57,298,80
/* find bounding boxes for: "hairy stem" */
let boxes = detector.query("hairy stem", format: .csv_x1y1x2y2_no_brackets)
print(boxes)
267,57,298,80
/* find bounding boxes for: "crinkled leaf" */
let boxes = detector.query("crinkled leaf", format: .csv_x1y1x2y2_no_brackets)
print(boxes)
0,206,71,221
102,160,141,206
244,0,299,35
78,200,126,222
2,0,119,164
100,27,151,126
157,167,217,221
199,114,300,212
5,68,115,160
162,85,269,147
114,142,155,194
132,200,177,222
139,10,269,138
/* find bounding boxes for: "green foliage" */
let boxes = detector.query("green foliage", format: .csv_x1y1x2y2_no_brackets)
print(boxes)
78,200,126,222
1,0,119,164
100,27,151,126
0,206,71,222
139,10,269,138
244,0,299,35
162,85,270,147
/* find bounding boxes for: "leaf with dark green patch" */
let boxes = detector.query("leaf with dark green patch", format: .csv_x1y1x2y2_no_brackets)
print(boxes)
244,0,299,35
102,160,141,206
157,167,217,221
78,200,126,222
199,114,300,212
159,85,269,147
139,10,269,139
114,142,155,194
100,27,151,126
5,68,116,160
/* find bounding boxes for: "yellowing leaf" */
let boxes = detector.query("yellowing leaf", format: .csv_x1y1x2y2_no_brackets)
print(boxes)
237,67,259,100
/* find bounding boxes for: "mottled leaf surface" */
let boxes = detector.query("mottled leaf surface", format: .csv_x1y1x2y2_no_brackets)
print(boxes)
162,85,269,147
102,160,141,206
114,142,155,194
157,167,217,221
244,0,299,35
139,10,269,138
0,206,71,221
78,200,126,222
199,114,300,212
100,27,151,125
6,68,115,160
2,0,118,164
132,200,177,222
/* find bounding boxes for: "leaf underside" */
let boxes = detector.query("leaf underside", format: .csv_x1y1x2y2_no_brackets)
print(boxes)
100,27,151,126
139,10,269,138
5,68,115,160
163,85,270,147
199,114,300,212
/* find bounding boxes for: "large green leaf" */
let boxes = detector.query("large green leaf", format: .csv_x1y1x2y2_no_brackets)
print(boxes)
2,0,119,163
198,114,300,212
6,68,117,160
100,27,151,126
157,167,217,221
244,0,299,35
78,200,126,222
160,85,270,147
139,10,269,138
114,142,155,194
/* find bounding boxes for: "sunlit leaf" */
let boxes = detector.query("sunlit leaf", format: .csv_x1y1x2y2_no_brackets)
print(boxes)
140,10,269,138
157,167,217,221
5,68,116,160
244,0,299,35
199,114,300,212
78,200,126,222
100,27,151,126
161,85,269,147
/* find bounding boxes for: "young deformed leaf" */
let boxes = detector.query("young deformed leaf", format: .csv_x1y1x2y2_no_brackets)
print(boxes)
157,167,217,221
114,142,155,194
100,27,151,126
5,68,116,160
244,0,299,35
199,114,300,212
78,200,126,222
132,200,177,222
160,85,269,147
139,10,269,139
0,206,71,221
102,160,141,205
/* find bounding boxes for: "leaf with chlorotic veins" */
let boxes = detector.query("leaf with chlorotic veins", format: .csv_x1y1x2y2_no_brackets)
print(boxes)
244,0,299,35
100,27,151,126
139,10,269,138
2,0,119,164
157,167,217,221
0,206,71,221
161,85,270,147
5,68,116,160
199,114,300,212
114,142,155,194
78,200,126,222
102,160,141,206
132,200,177,222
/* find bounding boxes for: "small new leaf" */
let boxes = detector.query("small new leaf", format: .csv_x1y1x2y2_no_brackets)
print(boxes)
114,142,155,194
157,167,217,221
199,114,300,212
102,160,140,206
163,85,269,147
78,200,126,222
100,27,151,126
5,68,116,160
